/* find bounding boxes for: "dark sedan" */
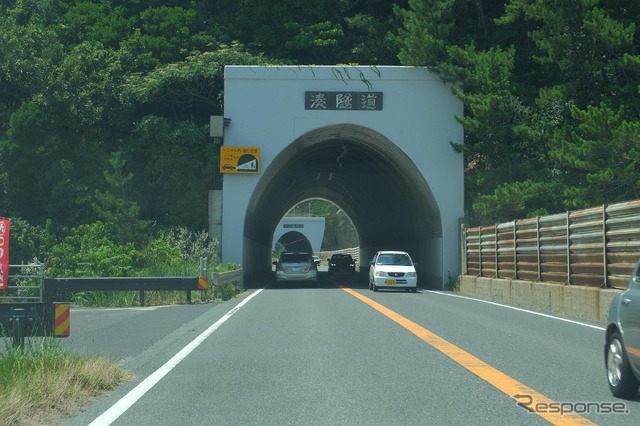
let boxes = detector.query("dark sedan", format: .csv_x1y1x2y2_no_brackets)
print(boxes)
328,254,356,276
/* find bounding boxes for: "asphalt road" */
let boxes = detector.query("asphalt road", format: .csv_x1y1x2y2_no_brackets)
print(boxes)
60,273,639,425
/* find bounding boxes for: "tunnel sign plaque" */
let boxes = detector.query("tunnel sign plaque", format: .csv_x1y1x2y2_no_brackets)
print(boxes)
220,147,260,174
305,91,383,111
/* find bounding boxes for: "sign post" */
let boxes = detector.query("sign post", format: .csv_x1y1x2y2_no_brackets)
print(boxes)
0,217,9,290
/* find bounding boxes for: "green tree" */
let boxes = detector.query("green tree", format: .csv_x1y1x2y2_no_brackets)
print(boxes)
502,0,640,210
7,217,57,265
502,0,640,112
0,13,62,136
48,222,137,277
93,152,150,247
395,0,640,223
122,43,270,124
552,104,640,208
2,41,130,226
394,0,455,67
57,1,133,48
212,0,406,64
126,5,218,64
3,0,640,238
395,0,559,223
125,116,212,229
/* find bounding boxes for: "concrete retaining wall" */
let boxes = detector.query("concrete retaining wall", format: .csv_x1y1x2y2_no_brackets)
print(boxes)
458,275,624,323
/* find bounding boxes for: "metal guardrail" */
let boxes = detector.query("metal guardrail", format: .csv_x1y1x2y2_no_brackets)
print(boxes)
0,264,70,346
1,260,243,308
211,269,243,287
211,269,243,299
0,263,45,302
39,258,244,306
462,199,640,289
43,276,209,306
1,261,244,344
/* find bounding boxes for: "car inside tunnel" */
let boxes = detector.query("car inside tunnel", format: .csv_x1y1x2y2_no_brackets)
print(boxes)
242,124,443,288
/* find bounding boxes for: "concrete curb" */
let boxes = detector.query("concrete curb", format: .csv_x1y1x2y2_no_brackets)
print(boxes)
458,275,624,323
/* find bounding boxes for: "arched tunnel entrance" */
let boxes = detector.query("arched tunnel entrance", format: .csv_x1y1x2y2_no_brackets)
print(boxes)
274,231,313,254
243,124,442,287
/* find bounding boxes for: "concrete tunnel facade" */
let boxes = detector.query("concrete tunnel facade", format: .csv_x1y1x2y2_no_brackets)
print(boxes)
215,65,464,289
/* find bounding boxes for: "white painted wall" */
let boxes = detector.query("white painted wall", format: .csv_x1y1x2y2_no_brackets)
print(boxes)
272,217,325,254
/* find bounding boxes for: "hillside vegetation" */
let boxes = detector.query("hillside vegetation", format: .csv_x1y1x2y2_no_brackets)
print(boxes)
1,0,639,266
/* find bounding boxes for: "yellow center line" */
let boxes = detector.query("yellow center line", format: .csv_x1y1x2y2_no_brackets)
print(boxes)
340,286,595,426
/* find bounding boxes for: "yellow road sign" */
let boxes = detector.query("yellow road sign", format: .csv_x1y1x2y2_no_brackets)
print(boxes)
220,146,260,174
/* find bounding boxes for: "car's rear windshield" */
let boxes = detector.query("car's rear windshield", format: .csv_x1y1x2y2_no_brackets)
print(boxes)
280,253,312,263
376,253,412,266
332,254,352,261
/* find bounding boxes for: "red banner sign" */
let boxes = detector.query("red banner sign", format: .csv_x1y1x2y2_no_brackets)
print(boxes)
0,218,10,290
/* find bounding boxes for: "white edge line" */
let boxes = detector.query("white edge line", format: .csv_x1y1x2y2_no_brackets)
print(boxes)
88,288,264,426
426,290,606,331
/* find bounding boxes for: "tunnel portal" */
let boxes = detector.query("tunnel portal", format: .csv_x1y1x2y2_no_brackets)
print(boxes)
217,66,464,289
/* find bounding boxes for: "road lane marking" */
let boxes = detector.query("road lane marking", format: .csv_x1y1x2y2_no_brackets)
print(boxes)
88,289,264,426
340,286,595,426
428,290,605,331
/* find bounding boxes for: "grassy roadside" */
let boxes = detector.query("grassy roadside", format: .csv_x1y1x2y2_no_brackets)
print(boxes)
0,281,244,425
0,339,132,426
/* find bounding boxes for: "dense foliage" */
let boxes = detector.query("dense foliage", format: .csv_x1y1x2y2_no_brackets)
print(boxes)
1,0,639,270
396,0,640,222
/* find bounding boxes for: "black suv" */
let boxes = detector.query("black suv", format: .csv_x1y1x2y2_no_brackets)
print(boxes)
328,254,356,275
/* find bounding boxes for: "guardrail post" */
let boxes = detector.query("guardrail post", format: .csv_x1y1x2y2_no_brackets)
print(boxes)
513,220,518,279
566,211,571,285
200,257,208,302
478,226,483,277
460,223,468,275
39,263,45,301
494,224,498,278
536,216,541,282
10,307,27,348
602,204,608,288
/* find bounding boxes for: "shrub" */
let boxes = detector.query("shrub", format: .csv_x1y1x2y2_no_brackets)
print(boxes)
7,217,57,265
48,222,137,277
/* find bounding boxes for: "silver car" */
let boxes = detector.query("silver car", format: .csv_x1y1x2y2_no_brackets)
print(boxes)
274,252,318,282
605,258,640,398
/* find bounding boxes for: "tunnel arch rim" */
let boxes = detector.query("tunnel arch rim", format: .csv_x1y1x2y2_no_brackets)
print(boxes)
246,123,441,233
242,123,443,283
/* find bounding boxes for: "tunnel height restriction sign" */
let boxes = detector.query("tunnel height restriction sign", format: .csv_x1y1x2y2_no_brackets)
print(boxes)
220,146,260,174
0,218,9,290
